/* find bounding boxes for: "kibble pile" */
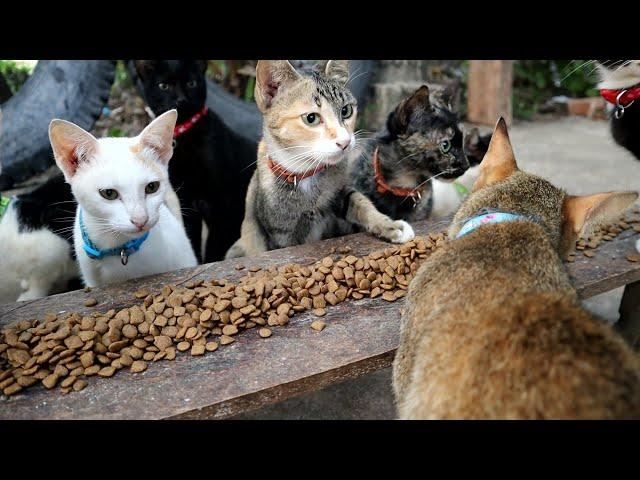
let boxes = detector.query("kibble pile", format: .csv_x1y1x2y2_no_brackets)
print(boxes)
2,208,640,399
0,234,446,397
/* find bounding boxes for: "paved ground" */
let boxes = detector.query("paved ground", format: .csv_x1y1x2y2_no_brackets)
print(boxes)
232,116,640,420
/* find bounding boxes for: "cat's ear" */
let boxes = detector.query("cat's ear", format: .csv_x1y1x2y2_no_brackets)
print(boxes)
563,191,639,239
464,127,490,167
472,117,518,191
135,60,157,79
431,84,458,110
49,119,99,181
196,60,208,74
138,109,177,166
388,85,431,135
324,60,350,85
254,60,301,112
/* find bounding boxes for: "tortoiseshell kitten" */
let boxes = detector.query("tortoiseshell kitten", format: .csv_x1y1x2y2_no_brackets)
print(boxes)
133,60,257,262
352,85,471,222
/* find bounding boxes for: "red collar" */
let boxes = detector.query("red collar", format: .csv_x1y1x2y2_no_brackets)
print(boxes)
267,156,327,184
173,106,209,138
600,85,640,107
373,147,423,198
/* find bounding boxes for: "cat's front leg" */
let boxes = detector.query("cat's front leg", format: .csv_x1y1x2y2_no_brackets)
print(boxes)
346,191,415,243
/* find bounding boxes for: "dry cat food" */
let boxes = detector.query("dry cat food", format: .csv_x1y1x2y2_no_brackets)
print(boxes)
2,208,639,399
565,208,640,263
0,234,446,397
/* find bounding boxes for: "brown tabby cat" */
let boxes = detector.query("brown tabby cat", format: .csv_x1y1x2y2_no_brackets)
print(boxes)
393,118,640,419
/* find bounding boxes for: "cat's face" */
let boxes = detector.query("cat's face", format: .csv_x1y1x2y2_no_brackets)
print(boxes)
49,110,178,239
135,60,207,122
385,86,469,182
451,118,638,257
255,60,358,172
596,60,640,90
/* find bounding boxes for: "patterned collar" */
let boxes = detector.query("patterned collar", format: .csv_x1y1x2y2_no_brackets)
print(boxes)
456,211,535,238
79,208,150,265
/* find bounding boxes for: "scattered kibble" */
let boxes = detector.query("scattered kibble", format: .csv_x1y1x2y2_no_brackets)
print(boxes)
311,321,326,332
84,298,98,307
258,328,272,338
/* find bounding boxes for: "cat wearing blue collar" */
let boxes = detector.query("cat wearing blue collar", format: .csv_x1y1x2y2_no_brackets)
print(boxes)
394,118,640,419
49,110,197,287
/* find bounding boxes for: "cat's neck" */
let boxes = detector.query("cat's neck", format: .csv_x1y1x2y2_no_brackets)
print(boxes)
78,208,150,250
375,144,432,192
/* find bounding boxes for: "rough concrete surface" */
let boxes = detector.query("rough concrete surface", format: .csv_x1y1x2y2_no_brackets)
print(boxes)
232,116,640,420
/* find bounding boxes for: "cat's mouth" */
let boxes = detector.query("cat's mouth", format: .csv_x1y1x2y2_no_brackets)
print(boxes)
436,167,468,182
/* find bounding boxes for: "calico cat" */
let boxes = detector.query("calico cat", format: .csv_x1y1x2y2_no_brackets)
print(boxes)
225,60,414,259
597,60,640,160
393,118,640,419
49,109,198,287
352,85,470,222
132,60,257,262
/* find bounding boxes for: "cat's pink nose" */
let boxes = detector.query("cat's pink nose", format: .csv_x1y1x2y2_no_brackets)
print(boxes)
131,217,148,230
336,138,351,150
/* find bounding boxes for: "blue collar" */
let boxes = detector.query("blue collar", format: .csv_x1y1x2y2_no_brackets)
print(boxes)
456,211,532,238
79,209,150,265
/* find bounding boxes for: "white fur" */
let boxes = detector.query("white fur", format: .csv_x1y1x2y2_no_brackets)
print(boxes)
636,237,640,254
430,165,481,220
597,61,640,90
0,204,78,304
389,220,415,243
50,110,197,288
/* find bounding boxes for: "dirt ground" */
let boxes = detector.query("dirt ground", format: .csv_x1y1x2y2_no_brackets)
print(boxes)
232,115,640,420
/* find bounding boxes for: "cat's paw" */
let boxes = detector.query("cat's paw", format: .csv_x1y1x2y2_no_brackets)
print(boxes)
378,220,415,244
225,242,246,260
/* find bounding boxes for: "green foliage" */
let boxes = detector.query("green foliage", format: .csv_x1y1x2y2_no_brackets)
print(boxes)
512,60,598,120
0,60,35,94
113,60,132,89
107,127,123,137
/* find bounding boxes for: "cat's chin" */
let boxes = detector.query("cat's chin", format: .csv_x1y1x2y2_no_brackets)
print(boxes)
321,151,349,166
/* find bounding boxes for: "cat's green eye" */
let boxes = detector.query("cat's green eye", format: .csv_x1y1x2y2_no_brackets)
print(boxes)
302,112,321,126
99,189,119,200
145,181,160,195
341,104,354,119
440,139,452,154
158,83,170,91
186,80,197,88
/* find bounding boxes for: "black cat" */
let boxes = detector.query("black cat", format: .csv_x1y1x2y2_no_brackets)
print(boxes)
131,60,257,262
596,60,640,160
352,85,472,222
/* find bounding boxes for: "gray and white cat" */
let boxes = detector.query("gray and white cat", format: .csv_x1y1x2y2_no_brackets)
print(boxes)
49,109,197,287
225,60,413,259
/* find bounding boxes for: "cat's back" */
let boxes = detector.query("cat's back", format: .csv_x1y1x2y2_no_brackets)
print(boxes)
400,290,640,419
396,223,640,419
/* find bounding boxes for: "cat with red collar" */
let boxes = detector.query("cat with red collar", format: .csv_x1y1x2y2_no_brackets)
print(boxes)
597,60,640,160
132,60,257,262
225,60,414,259
597,60,640,254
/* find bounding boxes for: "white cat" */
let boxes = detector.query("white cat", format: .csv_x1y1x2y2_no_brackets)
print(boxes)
49,109,198,287
430,165,480,220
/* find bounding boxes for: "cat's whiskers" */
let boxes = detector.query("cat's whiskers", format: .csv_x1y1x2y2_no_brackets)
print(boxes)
560,60,596,83
400,169,452,205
